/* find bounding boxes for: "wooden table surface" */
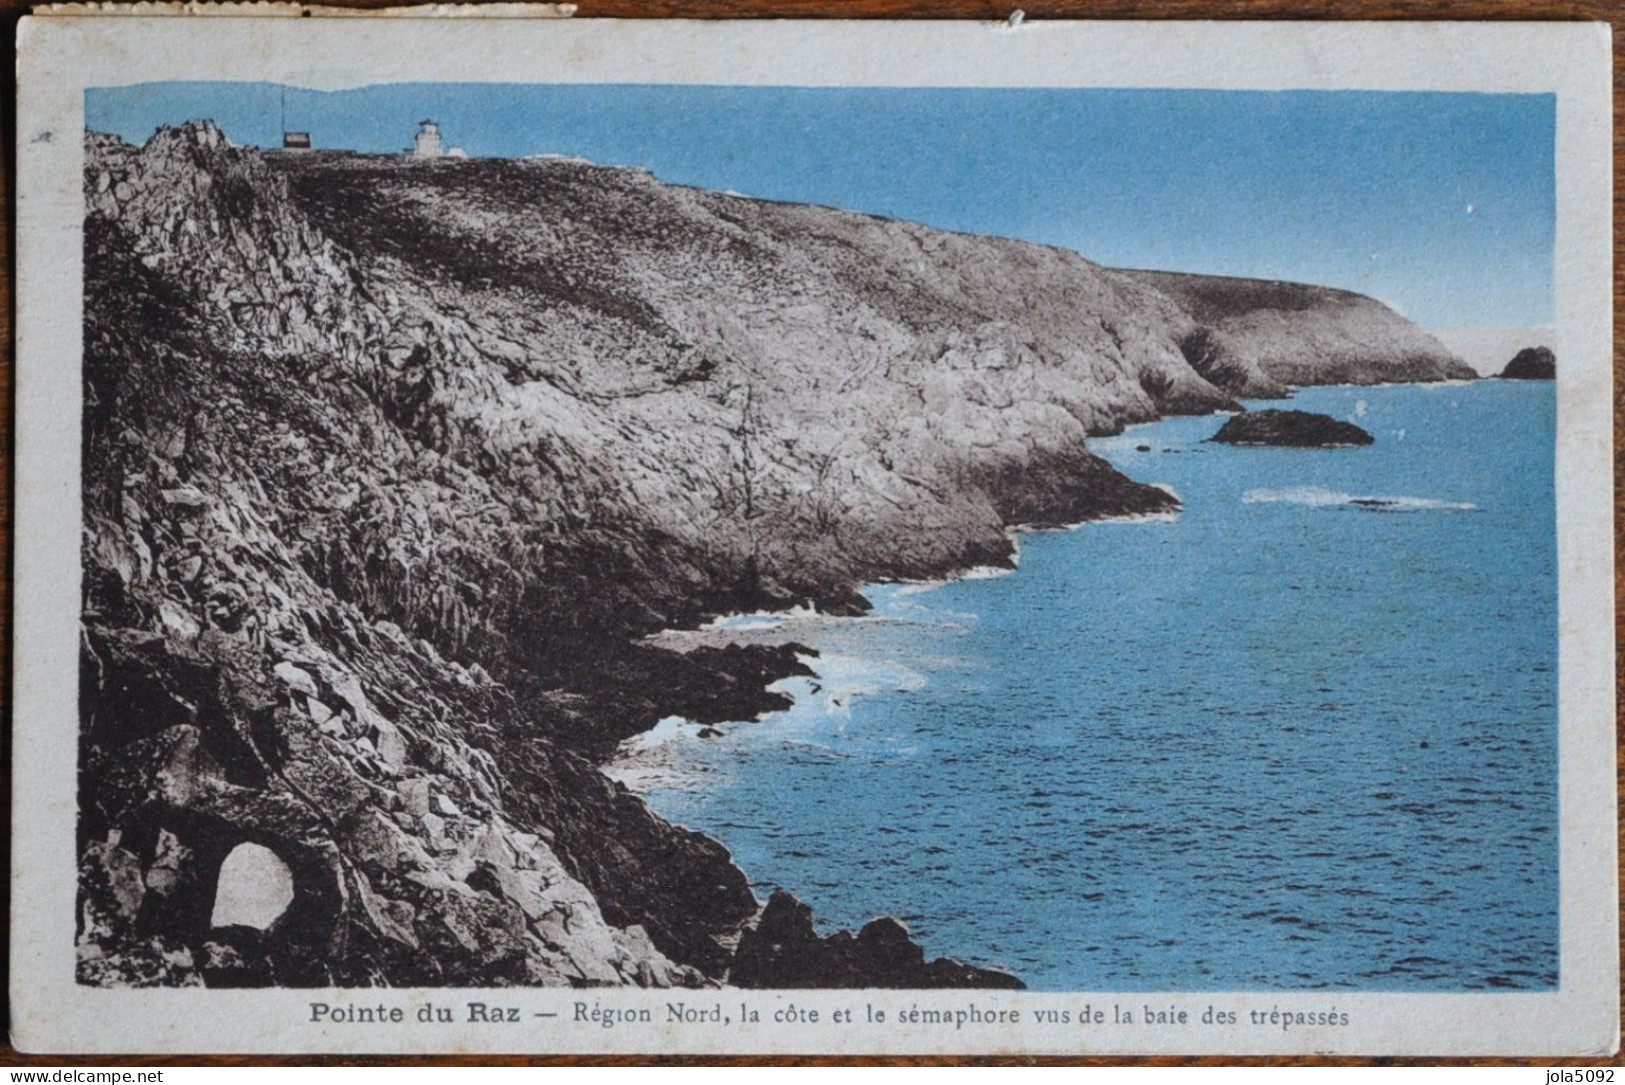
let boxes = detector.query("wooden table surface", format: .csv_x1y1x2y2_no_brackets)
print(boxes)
0,0,1617,1066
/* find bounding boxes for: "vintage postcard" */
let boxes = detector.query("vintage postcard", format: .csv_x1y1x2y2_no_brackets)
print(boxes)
11,15,1617,1056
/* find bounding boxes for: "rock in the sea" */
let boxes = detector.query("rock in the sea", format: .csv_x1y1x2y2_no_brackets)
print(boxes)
1498,346,1556,380
730,890,1024,989
1210,409,1374,448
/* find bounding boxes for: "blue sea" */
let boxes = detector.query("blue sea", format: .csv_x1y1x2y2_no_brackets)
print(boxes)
616,381,1557,991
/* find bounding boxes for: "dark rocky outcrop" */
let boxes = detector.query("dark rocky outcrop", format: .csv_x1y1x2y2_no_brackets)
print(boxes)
78,122,1461,989
1498,346,1556,380
731,891,1024,989
1210,409,1375,448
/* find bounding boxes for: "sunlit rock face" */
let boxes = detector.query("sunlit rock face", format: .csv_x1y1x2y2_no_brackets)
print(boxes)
1120,269,1475,396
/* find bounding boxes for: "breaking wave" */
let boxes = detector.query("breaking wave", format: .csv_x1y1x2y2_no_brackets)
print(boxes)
1243,486,1478,512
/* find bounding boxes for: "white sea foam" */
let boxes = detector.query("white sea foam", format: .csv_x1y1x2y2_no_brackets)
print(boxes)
1090,508,1183,525
704,613,786,632
892,563,1016,598
605,648,928,795
603,715,720,793
1243,486,1477,512
613,714,698,754
786,652,929,707
702,599,826,632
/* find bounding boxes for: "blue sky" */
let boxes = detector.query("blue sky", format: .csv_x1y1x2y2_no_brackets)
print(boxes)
87,82,1555,329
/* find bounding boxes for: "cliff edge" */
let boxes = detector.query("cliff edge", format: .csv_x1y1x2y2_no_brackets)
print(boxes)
1119,270,1475,396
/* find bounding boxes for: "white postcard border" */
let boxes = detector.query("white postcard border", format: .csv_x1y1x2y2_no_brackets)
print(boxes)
12,16,1617,1056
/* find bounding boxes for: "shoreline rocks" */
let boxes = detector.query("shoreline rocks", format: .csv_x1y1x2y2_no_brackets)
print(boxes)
731,891,1025,990
1210,409,1375,448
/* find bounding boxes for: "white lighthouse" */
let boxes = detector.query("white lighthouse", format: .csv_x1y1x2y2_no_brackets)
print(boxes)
413,120,443,159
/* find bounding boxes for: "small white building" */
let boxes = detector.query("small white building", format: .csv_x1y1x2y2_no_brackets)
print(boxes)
413,120,443,159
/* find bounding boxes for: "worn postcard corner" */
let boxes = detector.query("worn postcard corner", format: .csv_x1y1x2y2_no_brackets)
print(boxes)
11,14,1618,1058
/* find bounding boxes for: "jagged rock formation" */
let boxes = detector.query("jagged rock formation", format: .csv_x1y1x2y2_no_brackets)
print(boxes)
1211,409,1375,448
1121,270,1475,396
78,123,1467,989
731,891,1025,989
1498,346,1556,380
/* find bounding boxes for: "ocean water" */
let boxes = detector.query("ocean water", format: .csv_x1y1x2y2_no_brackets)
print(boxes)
616,381,1557,991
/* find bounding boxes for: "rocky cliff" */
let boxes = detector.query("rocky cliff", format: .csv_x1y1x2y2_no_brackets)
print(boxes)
1120,270,1476,397
78,123,1469,989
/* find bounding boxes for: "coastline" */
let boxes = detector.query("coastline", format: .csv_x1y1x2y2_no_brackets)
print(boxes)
72,122,1506,991
602,410,1212,982
610,377,1548,990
